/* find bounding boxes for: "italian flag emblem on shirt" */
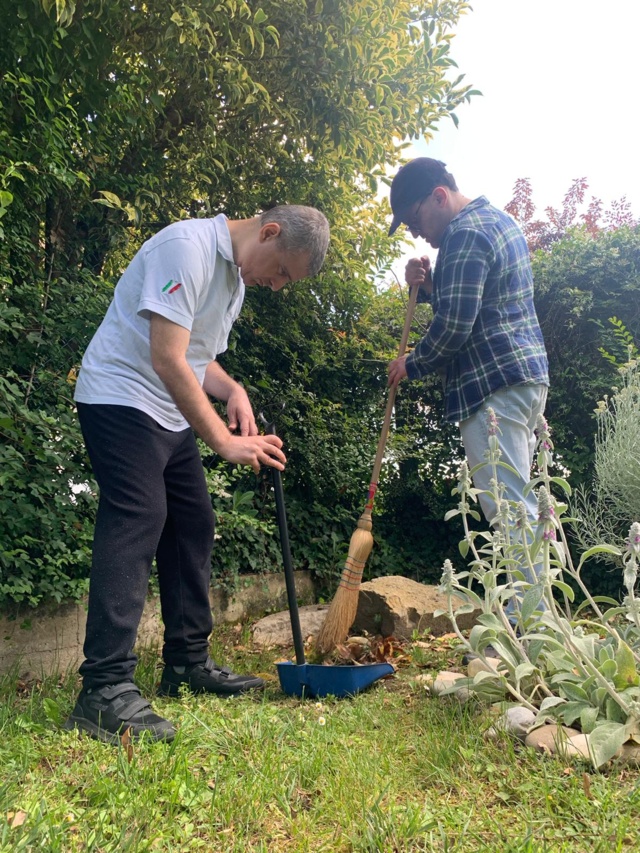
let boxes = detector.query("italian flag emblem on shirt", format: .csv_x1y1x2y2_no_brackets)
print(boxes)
162,280,183,295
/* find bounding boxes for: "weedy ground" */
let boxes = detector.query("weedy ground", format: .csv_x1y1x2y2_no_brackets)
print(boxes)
1,626,639,853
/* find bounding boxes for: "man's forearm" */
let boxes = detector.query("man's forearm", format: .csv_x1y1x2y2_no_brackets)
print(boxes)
203,361,241,402
156,358,233,455
149,312,279,469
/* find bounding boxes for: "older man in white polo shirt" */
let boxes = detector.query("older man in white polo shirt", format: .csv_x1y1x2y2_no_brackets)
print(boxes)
65,205,329,744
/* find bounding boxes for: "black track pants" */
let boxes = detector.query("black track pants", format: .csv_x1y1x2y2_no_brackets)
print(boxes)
77,403,215,688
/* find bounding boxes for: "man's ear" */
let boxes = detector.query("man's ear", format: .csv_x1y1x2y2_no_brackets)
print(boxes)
259,221,281,241
433,187,447,206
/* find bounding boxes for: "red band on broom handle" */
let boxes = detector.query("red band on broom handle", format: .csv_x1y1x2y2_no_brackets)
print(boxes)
364,482,378,511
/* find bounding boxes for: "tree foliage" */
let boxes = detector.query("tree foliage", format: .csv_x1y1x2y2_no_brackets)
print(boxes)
0,0,475,605
531,224,640,481
505,176,637,253
504,178,640,482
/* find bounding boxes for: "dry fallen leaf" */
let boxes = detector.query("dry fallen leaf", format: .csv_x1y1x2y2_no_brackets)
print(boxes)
346,638,370,661
320,634,409,666
375,637,398,661
120,727,134,762
334,643,355,661
9,810,27,829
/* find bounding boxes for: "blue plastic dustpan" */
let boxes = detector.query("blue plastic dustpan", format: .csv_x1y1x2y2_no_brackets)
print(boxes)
276,660,394,698
263,417,394,700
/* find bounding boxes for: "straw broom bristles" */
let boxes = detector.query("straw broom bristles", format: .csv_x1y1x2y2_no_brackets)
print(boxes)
315,283,419,654
315,505,374,654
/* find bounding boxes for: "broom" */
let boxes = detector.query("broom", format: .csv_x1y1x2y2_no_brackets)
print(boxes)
315,282,420,654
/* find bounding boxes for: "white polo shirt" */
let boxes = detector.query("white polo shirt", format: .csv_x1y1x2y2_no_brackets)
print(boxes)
74,215,245,430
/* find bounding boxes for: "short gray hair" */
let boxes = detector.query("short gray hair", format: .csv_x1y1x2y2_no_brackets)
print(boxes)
260,205,330,277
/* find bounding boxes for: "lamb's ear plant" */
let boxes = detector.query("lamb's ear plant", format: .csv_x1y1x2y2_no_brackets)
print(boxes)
436,408,640,769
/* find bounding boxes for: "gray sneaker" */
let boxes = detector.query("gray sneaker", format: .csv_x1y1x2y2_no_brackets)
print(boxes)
64,682,176,744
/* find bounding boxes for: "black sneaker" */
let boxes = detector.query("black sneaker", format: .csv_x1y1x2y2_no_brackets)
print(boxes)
64,682,176,744
158,657,265,697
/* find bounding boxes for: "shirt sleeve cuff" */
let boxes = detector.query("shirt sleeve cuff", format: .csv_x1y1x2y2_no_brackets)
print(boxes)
137,299,194,331
405,353,423,381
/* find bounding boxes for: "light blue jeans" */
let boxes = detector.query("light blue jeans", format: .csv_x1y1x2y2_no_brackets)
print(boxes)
459,384,548,615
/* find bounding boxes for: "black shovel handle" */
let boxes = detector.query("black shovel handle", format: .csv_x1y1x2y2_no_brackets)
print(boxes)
264,420,306,666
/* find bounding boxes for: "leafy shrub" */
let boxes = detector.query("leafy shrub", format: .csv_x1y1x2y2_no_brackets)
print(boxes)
0,372,95,606
532,224,640,482
203,461,281,593
572,361,640,568
1,0,473,607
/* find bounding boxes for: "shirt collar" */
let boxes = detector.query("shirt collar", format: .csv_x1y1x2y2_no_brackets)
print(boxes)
455,196,490,221
212,214,236,265
434,197,491,271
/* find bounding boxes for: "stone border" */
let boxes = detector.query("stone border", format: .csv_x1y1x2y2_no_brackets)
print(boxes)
419,662,640,768
0,571,315,677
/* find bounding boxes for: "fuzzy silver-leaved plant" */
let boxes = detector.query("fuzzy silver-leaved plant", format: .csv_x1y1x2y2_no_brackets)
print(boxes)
437,409,640,768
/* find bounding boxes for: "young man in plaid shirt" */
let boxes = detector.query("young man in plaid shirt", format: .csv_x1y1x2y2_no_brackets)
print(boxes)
387,158,549,608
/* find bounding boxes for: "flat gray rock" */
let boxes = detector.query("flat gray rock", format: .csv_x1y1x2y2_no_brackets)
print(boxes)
252,604,330,647
485,706,537,741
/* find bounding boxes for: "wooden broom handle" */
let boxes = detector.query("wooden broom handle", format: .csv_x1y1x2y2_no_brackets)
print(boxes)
368,282,420,492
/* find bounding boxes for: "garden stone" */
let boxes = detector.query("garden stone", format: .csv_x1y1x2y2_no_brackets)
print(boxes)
524,724,581,754
352,576,480,639
615,742,640,766
485,706,537,742
415,670,462,692
467,657,502,678
565,734,591,761
416,670,470,701
565,737,640,766
252,604,329,647
431,671,464,694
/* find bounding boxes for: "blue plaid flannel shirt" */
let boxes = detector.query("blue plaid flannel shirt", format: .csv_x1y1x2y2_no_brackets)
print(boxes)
405,196,549,423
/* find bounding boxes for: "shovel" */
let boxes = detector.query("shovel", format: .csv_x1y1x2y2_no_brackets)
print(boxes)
263,418,394,698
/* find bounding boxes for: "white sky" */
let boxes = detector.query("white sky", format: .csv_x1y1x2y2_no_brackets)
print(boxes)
389,0,639,269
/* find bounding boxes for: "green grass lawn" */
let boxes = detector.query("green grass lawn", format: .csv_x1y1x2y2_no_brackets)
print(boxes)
1,628,639,852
